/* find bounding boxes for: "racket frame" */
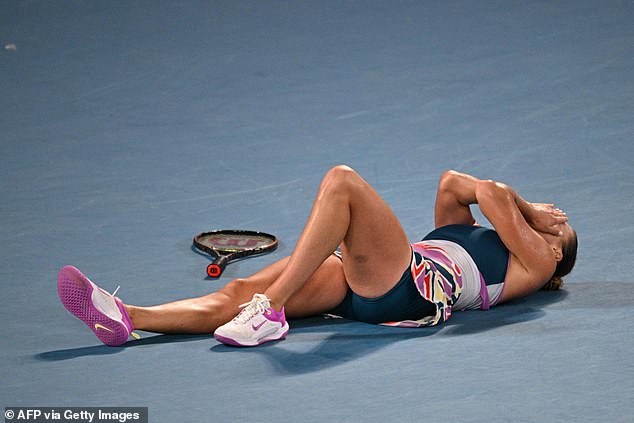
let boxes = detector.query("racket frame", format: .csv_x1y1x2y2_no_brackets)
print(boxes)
192,230,278,278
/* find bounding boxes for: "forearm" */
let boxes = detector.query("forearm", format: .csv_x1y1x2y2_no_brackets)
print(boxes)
496,183,535,223
476,179,567,237
436,170,547,232
475,180,520,224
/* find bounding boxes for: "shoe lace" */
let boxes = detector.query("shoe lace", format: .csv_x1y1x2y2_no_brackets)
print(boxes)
103,284,141,341
235,294,271,324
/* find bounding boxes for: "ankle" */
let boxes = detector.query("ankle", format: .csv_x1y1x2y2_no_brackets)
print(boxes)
123,305,138,327
267,299,284,313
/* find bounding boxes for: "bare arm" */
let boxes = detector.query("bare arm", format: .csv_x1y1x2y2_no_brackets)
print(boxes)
434,170,567,235
475,180,556,291
434,170,479,228
434,171,570,297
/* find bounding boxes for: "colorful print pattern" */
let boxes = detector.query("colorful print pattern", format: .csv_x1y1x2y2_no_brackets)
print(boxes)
381,242,463,328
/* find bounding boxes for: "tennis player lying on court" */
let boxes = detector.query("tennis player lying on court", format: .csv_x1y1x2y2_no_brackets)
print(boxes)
58,166,577,347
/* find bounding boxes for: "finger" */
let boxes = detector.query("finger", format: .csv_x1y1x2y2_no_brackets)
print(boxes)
547,212,564,219
547,226,564,236
533,203,553,209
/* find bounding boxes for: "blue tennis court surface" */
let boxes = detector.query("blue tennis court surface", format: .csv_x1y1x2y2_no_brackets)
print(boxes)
1,1,633,422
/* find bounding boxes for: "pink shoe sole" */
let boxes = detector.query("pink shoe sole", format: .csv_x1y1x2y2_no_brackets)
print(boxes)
214,327,289,347
57,265,132,346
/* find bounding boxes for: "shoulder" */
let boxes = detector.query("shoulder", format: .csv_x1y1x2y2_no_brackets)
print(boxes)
500,254,556,302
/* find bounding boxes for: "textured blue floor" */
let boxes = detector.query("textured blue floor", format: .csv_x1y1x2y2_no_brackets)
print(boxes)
2,1,634,422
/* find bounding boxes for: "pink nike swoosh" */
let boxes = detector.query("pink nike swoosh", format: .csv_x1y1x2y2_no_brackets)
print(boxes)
252,321,266,331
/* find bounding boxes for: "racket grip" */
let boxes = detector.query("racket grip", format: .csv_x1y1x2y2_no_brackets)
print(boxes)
207,256,229,278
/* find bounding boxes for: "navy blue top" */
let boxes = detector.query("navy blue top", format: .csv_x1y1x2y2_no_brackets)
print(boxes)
422,224,510,286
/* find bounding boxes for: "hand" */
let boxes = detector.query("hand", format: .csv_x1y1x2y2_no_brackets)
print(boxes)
527,203,569,236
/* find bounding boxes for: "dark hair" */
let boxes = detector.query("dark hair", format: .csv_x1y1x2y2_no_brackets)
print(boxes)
542,227,578,291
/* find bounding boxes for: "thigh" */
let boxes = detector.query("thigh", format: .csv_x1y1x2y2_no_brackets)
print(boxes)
340,170,412,298
220,255,349,319
286,255,349,318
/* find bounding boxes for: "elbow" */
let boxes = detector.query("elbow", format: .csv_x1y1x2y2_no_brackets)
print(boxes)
438,169,462,192
475,179,510,202
440,169,461,182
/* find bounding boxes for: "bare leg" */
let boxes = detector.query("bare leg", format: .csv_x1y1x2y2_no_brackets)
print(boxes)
125,255,347,334
127,165,410,335
264,165,412,310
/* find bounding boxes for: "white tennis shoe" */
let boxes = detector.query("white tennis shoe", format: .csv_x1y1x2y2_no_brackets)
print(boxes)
214,294,289,347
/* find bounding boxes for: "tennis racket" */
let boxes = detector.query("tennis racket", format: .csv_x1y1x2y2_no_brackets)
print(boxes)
192,230,278,278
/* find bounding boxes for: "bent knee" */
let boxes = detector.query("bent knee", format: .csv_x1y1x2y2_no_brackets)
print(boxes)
326,164,357,180
321,165,361,194
221,277,252,297
220,277,267,303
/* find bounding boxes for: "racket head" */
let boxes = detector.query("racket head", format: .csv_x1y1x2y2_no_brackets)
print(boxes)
193,229,278,260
